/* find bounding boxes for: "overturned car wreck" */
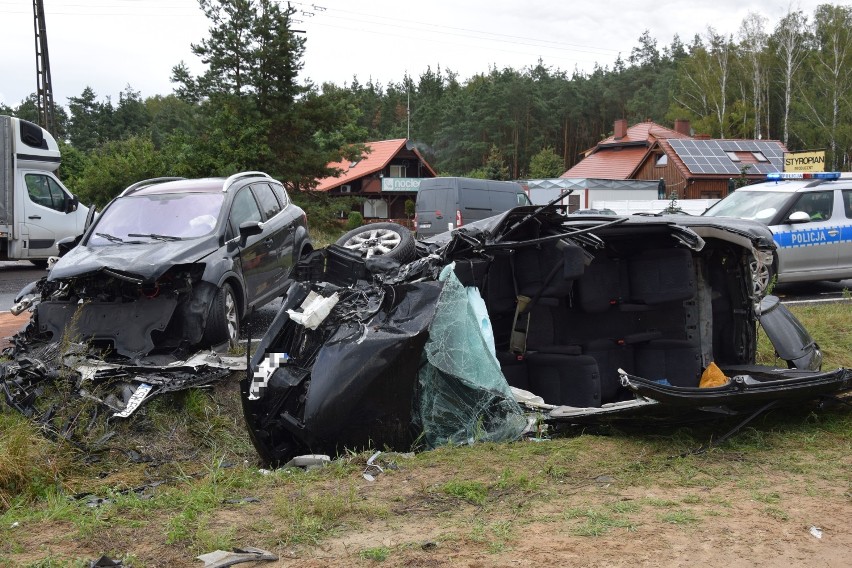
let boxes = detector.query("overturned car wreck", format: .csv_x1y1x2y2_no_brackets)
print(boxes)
242,206,851,466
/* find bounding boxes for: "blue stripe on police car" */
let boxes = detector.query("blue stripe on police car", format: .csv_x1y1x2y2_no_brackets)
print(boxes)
774,227,844,248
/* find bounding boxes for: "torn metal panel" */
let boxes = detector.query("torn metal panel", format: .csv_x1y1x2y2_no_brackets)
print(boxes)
1,344,241,447
36,296,179,358
196,547,277,568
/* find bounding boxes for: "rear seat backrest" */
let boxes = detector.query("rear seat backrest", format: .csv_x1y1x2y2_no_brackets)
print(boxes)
514,242,585,299
577,256,628,313
628,248,695,305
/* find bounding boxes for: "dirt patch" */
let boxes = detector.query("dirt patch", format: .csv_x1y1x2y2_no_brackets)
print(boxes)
4,446,851,567
0,311,28,350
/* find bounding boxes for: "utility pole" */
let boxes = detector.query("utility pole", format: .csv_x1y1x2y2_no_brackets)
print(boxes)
33,0,56,135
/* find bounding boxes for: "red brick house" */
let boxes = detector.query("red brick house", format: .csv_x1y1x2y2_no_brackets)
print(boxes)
562,120,788,199
314,139,437,220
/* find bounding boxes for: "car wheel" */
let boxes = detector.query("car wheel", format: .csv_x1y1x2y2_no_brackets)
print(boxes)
335,222,416,262
750,255,775,298
203,282,240,347
30,259,49,269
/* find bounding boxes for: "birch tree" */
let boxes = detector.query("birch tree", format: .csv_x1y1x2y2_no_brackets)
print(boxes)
771,8,808,146
799,5,852,169
737,12,769,139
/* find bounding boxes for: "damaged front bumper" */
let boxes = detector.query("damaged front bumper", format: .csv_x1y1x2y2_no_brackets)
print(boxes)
20,265,218,358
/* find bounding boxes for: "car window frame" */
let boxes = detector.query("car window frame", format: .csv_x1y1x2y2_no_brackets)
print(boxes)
227,186,264,239
787,190,834,222
250,183,282,221
270,183,290,210
25,173,67,212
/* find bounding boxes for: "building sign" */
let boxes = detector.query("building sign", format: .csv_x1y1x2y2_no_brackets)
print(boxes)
783,150,825,173
381,177,422,192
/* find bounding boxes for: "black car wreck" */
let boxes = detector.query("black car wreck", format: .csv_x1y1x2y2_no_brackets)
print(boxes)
16,172,311,358
241,204,852,466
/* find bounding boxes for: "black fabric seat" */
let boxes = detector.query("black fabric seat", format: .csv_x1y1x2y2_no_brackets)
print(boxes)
577,256,629,313
514,241,585,299
628,248,695,305
634,339,702,387
496,350,529,391
583,339,634,402
526,353,601,407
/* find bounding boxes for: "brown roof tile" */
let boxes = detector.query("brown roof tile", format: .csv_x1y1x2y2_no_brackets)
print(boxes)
314,139,437,191
561,146,649,179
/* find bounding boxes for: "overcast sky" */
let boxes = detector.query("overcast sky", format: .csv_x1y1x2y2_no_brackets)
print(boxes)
0,0,825,109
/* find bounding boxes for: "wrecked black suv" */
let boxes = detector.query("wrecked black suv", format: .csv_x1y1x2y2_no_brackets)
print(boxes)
242,203,851,466
27,172,310,357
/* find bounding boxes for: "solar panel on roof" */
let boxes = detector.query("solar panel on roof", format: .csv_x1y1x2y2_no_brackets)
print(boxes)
668,139,784,174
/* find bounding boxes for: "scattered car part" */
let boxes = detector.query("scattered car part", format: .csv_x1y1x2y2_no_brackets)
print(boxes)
336,221,416,261
196,547,277,568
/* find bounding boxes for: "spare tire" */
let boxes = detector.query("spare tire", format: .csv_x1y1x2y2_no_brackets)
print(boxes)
335,222,416,263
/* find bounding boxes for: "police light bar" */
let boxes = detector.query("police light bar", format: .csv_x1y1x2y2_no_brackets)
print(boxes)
766,172,841,181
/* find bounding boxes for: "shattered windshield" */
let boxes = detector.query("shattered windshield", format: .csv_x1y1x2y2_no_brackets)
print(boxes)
703,190,790,222
88,192,224,246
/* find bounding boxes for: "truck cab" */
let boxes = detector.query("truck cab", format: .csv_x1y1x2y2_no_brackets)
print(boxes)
0,115,90,264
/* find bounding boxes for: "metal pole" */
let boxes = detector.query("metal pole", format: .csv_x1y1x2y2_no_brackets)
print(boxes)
33,0,56,135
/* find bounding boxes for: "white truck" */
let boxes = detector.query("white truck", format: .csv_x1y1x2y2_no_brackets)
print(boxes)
1,115,91,266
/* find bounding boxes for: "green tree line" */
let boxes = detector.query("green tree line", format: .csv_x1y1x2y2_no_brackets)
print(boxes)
2,1,850,211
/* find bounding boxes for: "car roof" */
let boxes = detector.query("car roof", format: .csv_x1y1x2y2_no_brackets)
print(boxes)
130,178,226,196
124,172,279,197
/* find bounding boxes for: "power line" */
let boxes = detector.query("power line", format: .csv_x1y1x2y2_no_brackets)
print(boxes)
289,1,628,57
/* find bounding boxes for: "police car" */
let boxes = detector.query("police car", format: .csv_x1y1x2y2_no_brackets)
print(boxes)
703,172,852,294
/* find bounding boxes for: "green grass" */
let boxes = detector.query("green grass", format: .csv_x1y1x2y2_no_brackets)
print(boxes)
441,479,489,505
359,546,390,561
756,301,852,368
0,303,850,565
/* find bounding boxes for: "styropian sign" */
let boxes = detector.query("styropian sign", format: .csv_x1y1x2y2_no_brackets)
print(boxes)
783,150,825,173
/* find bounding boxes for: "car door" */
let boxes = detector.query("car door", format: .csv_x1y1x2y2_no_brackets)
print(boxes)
20,171,77,257
771,190,839,279
227,186,266,306
839,189,852,278
248,183,293,302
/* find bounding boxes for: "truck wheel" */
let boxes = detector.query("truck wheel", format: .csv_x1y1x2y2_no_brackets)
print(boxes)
335,222,416,262
202,283,240,347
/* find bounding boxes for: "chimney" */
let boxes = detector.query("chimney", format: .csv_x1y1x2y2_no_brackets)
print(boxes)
613,119,627,140
674,119,691,136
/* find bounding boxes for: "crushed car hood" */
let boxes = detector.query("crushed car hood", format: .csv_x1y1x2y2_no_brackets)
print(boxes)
49,236,219,281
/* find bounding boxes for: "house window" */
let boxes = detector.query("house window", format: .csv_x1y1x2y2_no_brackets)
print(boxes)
364,199,389,219
725,152,741,162
655,154,668,167
389,165,407,178
752,151,768,162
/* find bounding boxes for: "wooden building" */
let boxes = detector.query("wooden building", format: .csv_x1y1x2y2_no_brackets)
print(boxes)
562,120,788,199
313,139,437,221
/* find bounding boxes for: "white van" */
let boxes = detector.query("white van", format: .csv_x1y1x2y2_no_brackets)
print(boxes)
0,115,91,266
414,177,531,237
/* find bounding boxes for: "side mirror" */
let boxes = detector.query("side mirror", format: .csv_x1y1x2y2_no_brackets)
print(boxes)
65,194,79,213
786,211,811,224
238,221,263,246
56,235,80,256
